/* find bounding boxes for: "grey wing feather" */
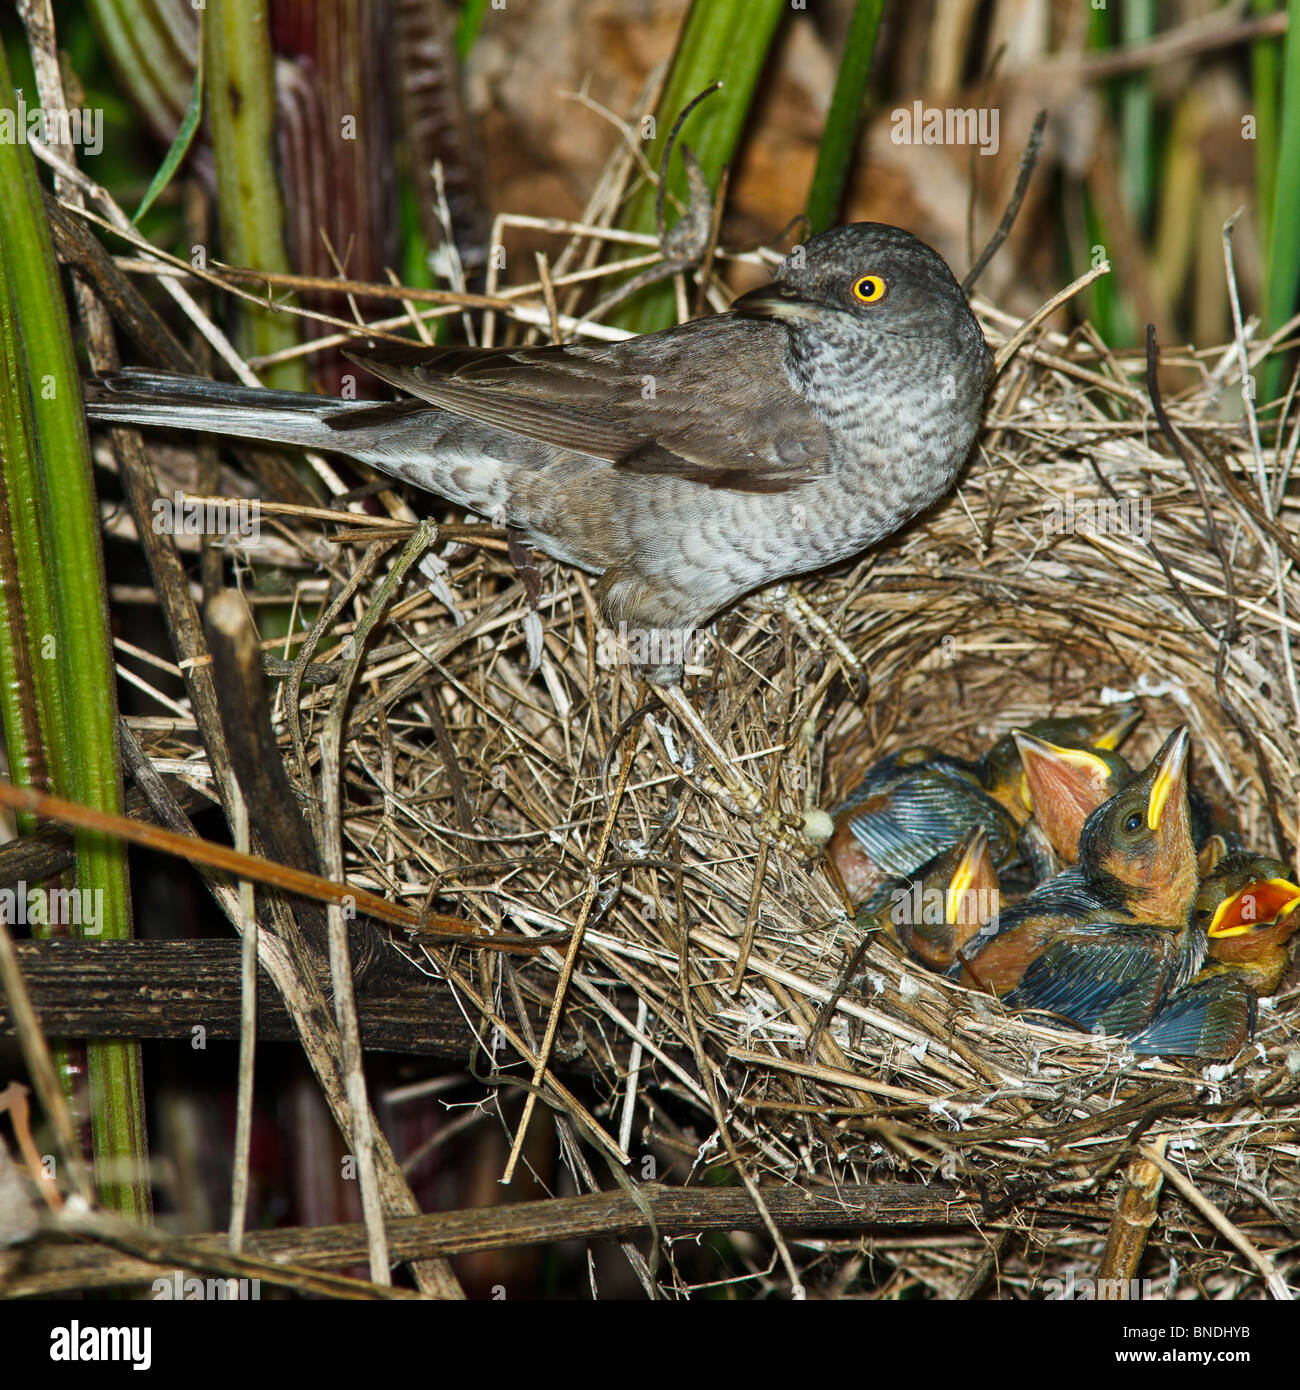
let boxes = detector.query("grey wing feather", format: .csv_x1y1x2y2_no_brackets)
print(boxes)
1127,975,1255,1057
1002,927,1174,1034
345,316,834,491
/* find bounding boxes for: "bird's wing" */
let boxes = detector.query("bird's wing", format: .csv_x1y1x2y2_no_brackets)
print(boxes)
342,318,836,492
844,773,1015,879
1126,974,1255,1058
1002,927,1175,1034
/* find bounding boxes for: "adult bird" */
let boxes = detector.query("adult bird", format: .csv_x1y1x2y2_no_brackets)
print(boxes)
86,223,993,685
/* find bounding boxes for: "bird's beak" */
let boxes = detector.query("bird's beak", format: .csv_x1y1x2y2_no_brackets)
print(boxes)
730,285,825,323
1147,728,1189,832
1014,732,1111,809
1208,878,1300,937
1092,703,1142,751
945,827,993,926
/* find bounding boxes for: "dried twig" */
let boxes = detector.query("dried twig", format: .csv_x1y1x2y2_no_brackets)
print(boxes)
962,110,1047,296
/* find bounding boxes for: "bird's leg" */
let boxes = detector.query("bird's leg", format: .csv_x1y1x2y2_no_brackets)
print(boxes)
596,570,814,852
506,526,544,672
652,683,815,856
763,585,868,697
506,527,542,606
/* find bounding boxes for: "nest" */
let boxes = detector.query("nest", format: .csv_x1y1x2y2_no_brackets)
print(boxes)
124,263,1300,1299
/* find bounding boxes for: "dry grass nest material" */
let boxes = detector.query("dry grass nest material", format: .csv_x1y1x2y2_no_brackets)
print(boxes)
140,282,1300,1297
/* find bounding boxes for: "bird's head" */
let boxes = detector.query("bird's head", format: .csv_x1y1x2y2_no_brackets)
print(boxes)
1077,727,1196,926
1199,853,1300,961
731,223,984,346
1013,733,1134,864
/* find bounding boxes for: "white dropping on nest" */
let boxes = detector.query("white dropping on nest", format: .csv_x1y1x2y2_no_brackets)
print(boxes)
800,808,835,845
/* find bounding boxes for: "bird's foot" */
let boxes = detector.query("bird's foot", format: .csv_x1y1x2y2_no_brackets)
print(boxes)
506,527,545,673
763,585,867,698
652,682,816,855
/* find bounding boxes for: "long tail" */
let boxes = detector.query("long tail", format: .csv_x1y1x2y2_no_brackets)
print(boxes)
84,368,529,525
86,366,444,453
84,369,386,452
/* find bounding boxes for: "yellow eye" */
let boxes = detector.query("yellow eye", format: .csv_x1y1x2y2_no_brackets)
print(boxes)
851,274,887,305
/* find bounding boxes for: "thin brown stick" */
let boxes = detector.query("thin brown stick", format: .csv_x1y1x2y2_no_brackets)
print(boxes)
0,779,549,951
993,262,1111,374
318,521,437,1282
502,735,636,1183
0,916,95,1205
227,790,257,1254
205,589,321,875
1096,1137,1166,1296
962,110,1046,296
